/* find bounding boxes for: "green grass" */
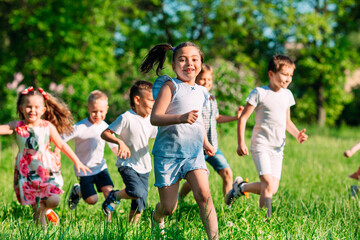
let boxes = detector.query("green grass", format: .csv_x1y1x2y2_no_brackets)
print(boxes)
0,126,360,239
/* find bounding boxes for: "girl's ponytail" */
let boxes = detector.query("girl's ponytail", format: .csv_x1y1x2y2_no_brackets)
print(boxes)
43,93,73,135
140,43,173,76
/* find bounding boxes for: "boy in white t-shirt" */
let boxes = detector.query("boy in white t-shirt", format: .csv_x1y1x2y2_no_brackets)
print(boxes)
58,90,118,212
227,55,308,218
101,80,157,225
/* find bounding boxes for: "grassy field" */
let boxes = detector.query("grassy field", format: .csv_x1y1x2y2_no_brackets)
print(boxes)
0,125,359,239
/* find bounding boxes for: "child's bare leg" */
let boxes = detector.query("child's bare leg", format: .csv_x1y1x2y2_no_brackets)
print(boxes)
242,181,261,194
128,210,141,225
33,195,60,228
179,181,191,199
153,180,180,224
84,195,98,205
218,167,233,196
186,169,218,240
101,185,113,198
32,202,46,228
259,175,279,218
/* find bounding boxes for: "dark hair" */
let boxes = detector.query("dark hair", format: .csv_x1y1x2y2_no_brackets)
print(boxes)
139,42,204,76
268,55,296,73
17,88,74,135
129,81,153,109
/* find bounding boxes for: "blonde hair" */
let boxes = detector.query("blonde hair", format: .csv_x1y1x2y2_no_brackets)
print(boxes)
17,88,73,135
88,90,108,104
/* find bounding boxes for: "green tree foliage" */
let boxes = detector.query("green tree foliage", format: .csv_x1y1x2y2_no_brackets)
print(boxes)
0,0,359,126
0,0,121,122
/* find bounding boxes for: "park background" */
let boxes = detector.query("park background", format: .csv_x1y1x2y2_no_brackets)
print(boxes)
0,0,360,239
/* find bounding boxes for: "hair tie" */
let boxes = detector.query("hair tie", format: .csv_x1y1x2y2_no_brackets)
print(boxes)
38,88,49,100
21,86,34,95
171,47,175,51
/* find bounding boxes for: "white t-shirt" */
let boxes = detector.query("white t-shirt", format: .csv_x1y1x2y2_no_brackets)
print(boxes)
62,118,117,177
246,86,295,151
108,109,157,174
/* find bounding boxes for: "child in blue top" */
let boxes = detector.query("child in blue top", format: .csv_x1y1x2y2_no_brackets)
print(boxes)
228,55,308,218
179,64,244,203
140,42,218,239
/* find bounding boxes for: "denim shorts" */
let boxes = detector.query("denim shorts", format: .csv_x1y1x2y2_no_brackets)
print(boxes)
205,148,230,172
154,153,208,188
118,166,150,212
251,149,283,179
79,169,114,200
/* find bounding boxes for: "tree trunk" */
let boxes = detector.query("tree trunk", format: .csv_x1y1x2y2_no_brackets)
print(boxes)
316,83,326,126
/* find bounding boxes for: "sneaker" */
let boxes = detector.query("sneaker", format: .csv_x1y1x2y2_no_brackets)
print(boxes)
225,176,249,206
46,209,59,226
68,183,80,210
102,190,120,216
151,210,165,236
350,185,359,199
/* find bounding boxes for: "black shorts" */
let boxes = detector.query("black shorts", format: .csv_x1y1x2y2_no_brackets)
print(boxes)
79,169,114,200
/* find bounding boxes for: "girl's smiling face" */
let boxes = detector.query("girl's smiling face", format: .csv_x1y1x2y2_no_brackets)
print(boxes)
20,95,46,125
172,46,202,85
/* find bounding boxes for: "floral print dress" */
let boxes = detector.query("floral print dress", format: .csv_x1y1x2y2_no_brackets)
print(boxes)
14,120,63,205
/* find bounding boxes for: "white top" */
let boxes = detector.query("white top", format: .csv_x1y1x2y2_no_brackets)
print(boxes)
108,109,157,174
151,76,208,158
62,118,117,177
246,86,295,151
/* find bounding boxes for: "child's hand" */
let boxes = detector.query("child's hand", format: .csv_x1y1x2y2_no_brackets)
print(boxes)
75,162,92,175
117,140,131,159
236,106,244,119
237,144,249,156
297,129,308,144
204,142,215,156
181,110,198,124
344,150,353,158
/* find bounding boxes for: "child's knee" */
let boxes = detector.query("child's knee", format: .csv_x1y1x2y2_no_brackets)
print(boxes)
193,189,212,205
219,168,233,181
161,202,177,216
44,195,60,209
85,195,98,205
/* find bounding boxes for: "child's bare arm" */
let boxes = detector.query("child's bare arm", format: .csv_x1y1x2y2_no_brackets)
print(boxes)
49,123,91,174
0,121,17,135
237,103,255,156
344,141,360,158
101,128,130,159
286,108,308,144
216,106,244,123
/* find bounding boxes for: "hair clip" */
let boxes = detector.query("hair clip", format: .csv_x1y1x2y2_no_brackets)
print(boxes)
38,88,49,100
171,47,175,51
21,86,34,95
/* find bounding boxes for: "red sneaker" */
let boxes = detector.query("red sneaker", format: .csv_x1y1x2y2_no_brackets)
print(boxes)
46,209,59,226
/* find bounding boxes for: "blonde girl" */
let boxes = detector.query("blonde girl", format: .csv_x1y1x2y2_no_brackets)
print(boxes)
0,87,90,228
140,42,218,239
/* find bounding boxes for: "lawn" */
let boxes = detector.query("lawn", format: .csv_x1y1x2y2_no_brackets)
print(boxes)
0,125,359,239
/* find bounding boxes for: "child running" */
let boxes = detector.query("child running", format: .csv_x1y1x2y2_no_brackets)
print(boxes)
140,42,218,239
227,55,308,218
344,141,360,180
179,64,244,203
56,90,118,214
0,87,90,228
101,81,157,225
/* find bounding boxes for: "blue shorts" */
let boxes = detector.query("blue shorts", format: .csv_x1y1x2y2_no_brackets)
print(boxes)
205,148,230,172
118,166,149,212
79,169,114,200
154,153,208,188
